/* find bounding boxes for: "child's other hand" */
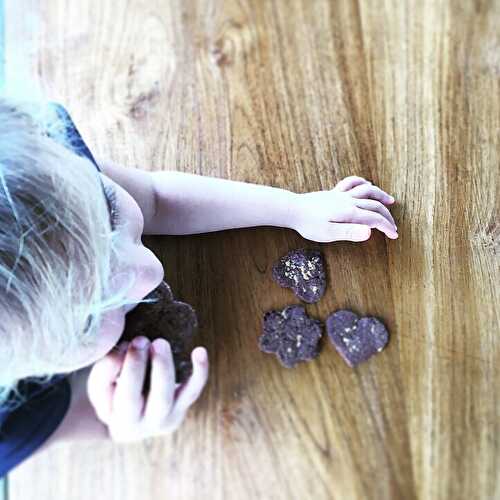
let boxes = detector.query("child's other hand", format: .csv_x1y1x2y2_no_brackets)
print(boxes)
87,337,209,443
291,176,398,242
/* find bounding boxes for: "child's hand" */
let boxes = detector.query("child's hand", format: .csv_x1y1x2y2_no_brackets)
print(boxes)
290,176,398,242
87,337,209,443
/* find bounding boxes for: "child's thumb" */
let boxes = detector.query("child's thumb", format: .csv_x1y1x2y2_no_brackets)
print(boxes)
326,223,371,242
87,342,129,423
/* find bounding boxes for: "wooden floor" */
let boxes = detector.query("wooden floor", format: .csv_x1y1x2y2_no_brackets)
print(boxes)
4,1,500,499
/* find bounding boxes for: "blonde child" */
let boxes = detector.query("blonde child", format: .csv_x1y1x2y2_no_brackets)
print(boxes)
0,96,397,475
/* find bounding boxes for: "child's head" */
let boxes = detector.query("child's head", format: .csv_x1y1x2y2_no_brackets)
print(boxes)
0,96,164,410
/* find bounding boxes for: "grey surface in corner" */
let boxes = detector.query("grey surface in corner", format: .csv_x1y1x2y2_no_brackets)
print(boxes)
0,477,6,500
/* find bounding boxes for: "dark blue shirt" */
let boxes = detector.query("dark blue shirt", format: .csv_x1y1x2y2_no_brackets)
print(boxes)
0,102,101,478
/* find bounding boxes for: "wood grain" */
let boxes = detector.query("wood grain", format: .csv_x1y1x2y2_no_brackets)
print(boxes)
5,1,500,499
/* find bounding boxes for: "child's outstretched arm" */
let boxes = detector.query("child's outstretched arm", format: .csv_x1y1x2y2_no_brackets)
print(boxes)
149,172,398,242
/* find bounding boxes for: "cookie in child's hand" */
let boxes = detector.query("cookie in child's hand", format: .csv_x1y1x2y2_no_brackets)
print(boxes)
272,249,326,303
119,281,198,388
326,309,389,367
259,305,323,368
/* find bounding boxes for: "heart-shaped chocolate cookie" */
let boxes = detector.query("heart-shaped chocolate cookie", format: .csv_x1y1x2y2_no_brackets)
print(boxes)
272,249,326,303
326,310,389,367
119,280,198,387
259,305,323,368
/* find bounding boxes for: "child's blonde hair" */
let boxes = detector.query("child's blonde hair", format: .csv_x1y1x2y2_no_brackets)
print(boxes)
0,95,156,412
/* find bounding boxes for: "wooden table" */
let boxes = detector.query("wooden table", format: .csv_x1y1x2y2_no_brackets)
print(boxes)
4,1,499,499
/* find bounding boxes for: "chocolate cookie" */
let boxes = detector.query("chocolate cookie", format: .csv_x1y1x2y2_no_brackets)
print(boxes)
326,309,389,367
119,280,198,388
272,249,326,303
259,305,323,368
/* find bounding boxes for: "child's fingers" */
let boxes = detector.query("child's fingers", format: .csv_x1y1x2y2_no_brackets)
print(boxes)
348,184,395,204
112,337,150,423
87,342,129,423
354,199,397,229
142,339,176,426
169,347,209,426
352,208,398,238
334,176,371,192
